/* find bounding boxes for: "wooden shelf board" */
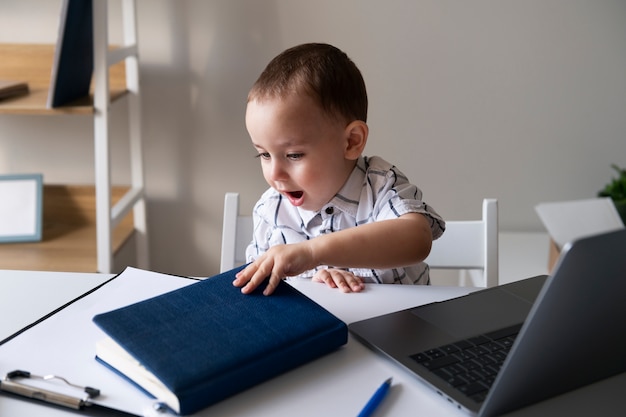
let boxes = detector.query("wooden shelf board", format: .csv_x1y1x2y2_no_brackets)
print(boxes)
0,43,127,115
0,185,135,272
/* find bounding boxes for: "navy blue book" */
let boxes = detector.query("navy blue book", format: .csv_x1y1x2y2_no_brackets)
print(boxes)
92,266,347,415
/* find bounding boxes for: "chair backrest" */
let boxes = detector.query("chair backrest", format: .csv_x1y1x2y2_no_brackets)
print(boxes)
220,192,253,273
221,193,498,287
425,198,499,288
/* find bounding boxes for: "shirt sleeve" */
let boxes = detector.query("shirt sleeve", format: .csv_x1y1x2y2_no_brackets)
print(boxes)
245,190,272,262
363,157,445,240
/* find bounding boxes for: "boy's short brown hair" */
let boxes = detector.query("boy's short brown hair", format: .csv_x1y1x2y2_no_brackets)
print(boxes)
248,43,368,123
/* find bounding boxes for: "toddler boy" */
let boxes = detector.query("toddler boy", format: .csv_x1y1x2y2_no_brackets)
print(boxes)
233,43,444,295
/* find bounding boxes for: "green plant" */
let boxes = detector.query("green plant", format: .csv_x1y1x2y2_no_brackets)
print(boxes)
598,164,626,225
598,164,626,201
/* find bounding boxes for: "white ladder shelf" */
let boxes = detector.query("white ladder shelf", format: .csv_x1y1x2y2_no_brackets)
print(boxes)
93,0,148,272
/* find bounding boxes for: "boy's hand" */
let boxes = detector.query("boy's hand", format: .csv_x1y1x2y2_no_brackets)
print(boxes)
233,242,316,295
232,242,365,295
312,269,364,293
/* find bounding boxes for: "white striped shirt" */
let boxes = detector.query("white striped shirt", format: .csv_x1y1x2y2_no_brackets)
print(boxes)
246,155,445,284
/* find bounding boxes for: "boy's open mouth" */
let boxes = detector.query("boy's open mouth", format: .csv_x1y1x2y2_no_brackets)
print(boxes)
285,191,304,206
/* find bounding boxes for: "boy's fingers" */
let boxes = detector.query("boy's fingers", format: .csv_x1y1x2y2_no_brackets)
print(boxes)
333,272,364,293
240,258,281,295
241,269,267,294
233,263,257,287
263,274,281,296
318,270,337,288
348,276,364,292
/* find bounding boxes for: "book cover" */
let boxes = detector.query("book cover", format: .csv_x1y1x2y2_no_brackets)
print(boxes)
47,0,93,108
92,266,348,415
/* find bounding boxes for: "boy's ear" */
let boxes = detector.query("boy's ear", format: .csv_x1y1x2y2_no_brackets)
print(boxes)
344,120,368,160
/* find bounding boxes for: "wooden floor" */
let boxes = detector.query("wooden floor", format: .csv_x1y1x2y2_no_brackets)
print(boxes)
0,185,134,272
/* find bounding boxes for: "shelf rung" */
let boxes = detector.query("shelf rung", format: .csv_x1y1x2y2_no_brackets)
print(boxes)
111,187,144,228
107,44,138,66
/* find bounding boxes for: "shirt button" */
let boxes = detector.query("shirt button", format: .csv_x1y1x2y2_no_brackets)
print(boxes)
325,207,334,215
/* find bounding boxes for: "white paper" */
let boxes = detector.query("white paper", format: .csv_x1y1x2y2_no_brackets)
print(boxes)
535,197,624,248
0,268,196,416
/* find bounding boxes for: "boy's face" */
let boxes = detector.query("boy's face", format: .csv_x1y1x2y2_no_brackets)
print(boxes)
246,93,357,212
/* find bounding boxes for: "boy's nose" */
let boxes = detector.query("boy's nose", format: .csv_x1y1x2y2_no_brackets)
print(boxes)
268,161,287,181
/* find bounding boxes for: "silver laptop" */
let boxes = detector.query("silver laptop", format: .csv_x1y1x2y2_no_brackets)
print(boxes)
349,229,626,416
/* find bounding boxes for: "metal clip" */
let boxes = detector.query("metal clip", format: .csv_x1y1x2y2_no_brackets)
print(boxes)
0,370,100,410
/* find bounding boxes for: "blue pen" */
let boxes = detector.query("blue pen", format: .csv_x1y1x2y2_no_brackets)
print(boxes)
357,377,392,417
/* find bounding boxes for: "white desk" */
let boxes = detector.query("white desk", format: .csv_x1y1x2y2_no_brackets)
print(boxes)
1,270,624,417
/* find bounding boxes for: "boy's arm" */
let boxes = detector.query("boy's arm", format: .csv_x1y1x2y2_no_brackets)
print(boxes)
233,212,433,295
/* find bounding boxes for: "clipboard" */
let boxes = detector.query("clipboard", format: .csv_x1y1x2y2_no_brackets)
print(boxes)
0,268,200,416
1,369,100,410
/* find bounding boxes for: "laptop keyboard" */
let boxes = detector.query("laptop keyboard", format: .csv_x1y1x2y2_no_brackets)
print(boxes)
410,323,522,403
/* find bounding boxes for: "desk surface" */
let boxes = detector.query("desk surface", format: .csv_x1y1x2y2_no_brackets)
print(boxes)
0,269,624,417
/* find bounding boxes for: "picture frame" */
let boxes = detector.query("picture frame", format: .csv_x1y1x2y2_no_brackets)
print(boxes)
0,174,44,243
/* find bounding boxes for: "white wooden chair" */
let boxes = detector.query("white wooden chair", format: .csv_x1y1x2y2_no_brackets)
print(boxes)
220,193,253,273
220,193,498,288
425,198,498,288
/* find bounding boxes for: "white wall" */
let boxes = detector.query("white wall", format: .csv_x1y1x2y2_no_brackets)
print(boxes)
1,0,625,277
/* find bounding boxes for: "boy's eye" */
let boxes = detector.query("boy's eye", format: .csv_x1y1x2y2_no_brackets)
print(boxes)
287,153,304,161
256,152,271,160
